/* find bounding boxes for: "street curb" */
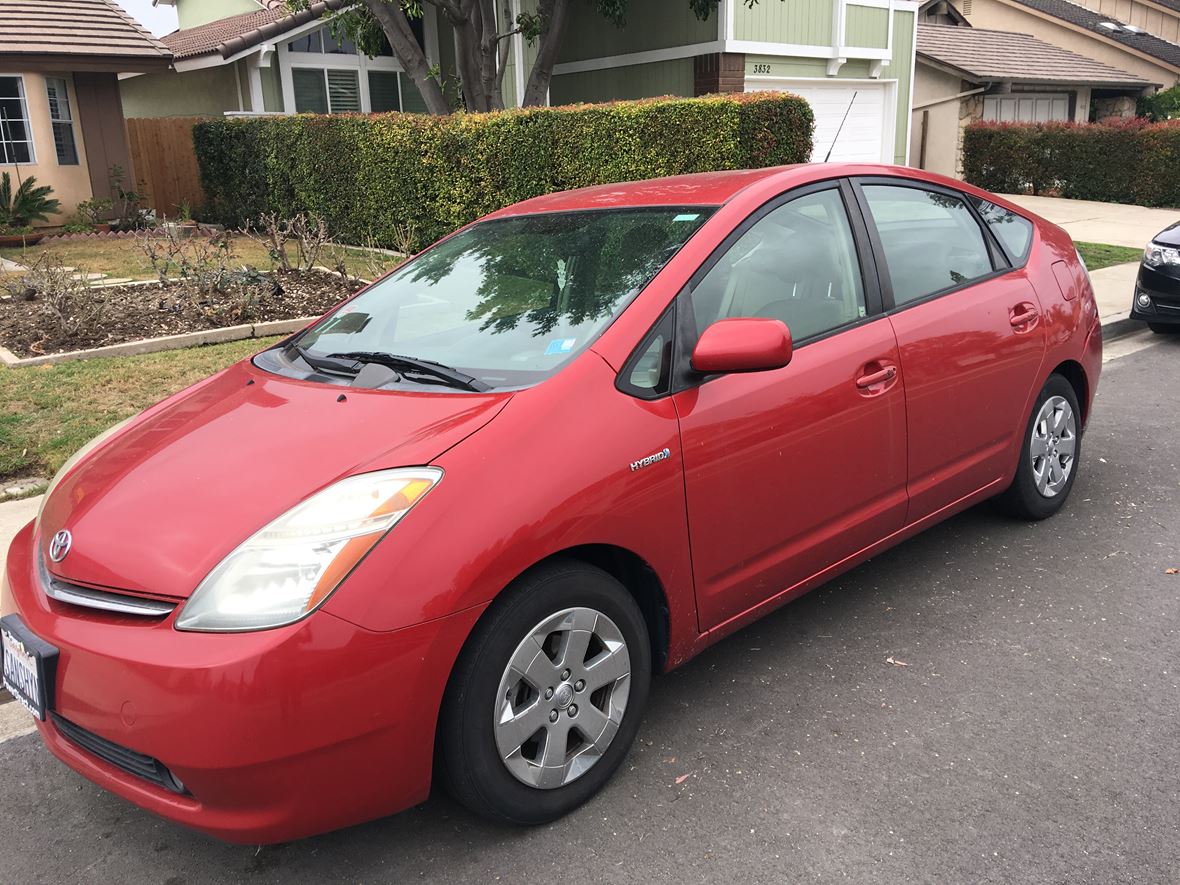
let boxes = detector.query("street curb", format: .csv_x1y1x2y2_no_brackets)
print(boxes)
0,697,35,744
1102,316,1146,341
0,318,318,368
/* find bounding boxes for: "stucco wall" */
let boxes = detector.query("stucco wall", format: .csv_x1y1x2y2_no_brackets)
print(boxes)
957,0,1177,88
2,71,94,224
911,62,965,178
120,65,243,118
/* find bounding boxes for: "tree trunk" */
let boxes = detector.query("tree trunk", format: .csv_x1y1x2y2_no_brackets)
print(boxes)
362,0,451,115
522,0,570,107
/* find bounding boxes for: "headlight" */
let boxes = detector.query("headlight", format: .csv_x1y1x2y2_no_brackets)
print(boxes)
1144,242,1180,267
37,415,137,530
175,468,441,632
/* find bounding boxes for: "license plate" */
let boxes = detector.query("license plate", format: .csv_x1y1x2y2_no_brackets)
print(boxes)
1,615,58,721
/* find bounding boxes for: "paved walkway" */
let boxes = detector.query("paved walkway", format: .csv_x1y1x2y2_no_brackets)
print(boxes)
1000,194,1179,333
1000,194,1179,249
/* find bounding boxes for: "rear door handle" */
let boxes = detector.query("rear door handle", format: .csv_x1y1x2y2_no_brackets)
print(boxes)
1009,301,1040,329
855,364,897,389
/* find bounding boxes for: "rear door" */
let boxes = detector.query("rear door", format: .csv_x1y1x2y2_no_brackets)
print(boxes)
670,181,908,632
852,178,1047,524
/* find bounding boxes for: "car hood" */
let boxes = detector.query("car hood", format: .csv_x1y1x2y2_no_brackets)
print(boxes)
37,360,512,597
1153,221,1180,248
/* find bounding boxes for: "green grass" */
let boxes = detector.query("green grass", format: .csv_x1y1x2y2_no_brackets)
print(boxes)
0,337,280,482
1076,241,1143,272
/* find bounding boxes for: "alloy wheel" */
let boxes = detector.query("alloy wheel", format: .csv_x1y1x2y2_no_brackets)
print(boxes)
1030,394,1077,498
494,606,632,789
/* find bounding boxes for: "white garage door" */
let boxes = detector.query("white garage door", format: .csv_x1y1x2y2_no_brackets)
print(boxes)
745,79,890,163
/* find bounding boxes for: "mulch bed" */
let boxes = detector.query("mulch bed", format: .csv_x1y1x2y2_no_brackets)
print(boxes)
0,269,362,358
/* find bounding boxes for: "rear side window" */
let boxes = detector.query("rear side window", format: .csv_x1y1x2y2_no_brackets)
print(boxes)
971,197,1034,264
861,185,994,306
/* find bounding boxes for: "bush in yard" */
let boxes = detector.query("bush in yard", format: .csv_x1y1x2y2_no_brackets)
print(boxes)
1139,85,1180,122
193,93,814,251
962,119,1180,207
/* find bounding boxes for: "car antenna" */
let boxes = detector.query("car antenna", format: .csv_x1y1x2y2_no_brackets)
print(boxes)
823,91,858,163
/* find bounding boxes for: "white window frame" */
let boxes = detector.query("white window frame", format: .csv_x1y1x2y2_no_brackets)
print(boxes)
276,19,411,114
44,75,79,166
982,93,1070,124
0,74,36,165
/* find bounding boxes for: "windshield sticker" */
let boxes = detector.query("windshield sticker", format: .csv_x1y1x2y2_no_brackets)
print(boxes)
673,213,700,222
545,338,577,356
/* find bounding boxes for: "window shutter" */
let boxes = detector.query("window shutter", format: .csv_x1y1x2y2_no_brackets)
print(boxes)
327,69,360,113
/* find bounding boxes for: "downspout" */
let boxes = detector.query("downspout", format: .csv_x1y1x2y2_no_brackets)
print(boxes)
912,84,987,110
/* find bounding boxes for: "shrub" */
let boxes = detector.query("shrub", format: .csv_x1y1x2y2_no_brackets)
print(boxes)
0,173,61,226
1139,85,1180,122
962,119,1180,207
193,93,814,251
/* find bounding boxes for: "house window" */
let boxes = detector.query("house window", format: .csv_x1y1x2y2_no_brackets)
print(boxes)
983,94,1069,123
0,76,34,164
292,68,363,113
45,77,79,165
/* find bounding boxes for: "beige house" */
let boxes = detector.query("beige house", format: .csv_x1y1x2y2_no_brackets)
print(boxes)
0,0,172,226
912,22,1153,176
923,0,1180,100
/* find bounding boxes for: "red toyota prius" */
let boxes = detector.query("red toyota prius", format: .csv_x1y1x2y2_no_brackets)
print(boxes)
1,165,1101,843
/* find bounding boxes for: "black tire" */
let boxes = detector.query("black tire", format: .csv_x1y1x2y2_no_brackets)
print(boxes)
997,374,1082,521
437,559,651,825
1148,322,1180,334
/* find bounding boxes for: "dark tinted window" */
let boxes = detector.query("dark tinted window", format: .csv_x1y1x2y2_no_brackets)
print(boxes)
689,188,866,342
971,197,1034,264
862,185,993,305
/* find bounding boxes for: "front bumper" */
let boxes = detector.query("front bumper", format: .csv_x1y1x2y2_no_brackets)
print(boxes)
1131,262,1180,326
4,520,483,843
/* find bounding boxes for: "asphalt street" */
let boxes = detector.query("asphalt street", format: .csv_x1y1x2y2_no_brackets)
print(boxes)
1,332,1177,884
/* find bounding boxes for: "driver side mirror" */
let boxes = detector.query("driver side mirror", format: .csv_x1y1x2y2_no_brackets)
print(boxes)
691,318,793,375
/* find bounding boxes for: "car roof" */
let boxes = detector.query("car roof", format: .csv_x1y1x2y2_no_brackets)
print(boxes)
483,167,800,217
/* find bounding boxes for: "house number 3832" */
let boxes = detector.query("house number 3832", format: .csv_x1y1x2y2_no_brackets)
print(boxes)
752,63,772,74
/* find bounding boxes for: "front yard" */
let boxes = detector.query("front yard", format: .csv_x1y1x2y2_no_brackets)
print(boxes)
0,336,280,481
1075,241,1143,271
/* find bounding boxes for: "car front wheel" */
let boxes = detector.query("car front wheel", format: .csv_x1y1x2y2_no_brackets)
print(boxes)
998,374,1082,520
438,559,651,824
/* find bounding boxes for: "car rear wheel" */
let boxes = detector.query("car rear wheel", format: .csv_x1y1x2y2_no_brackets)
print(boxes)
997,374,1082,520
437,559,651,824
1147,322,1179,334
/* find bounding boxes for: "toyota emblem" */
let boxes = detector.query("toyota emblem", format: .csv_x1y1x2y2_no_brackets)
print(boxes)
48,529,72,563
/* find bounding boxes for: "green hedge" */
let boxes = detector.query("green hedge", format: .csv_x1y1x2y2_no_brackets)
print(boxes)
961,119,1180,207
193,93,813,250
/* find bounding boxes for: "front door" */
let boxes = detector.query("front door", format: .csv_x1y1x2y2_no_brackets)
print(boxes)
671,184,909,632
854,180,1047,523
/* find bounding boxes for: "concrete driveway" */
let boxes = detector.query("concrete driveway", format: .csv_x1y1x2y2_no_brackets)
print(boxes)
1001,194,1180,335
1000,194,1179,249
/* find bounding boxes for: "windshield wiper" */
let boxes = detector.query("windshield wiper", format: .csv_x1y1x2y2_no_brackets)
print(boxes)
286,343,361,376
325,351,492,392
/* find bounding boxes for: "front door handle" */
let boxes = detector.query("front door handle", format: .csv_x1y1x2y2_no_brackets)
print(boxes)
855,364,897,389
1009,301,1040,330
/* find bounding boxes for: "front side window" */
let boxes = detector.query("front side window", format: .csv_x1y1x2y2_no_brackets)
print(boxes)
0,76,34,164
971,197,1033,264
861,184,994,305
269,208,713,390
689,188,867,343
45,77,78,165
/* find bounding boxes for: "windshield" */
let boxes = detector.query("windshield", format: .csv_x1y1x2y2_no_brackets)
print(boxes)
265,207,713,390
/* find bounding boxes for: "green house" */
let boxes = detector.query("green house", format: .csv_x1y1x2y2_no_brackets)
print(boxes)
122,0,917,165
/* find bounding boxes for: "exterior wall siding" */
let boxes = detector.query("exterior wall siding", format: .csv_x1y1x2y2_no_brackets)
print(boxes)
910,61,964,177
550,58,695,104
557,0,716,64
845,4,891,49
885,9,914,163
734,0,832,45
120,66,242,117
1087,0,1180,44
174,0,260,30
261,60,283,112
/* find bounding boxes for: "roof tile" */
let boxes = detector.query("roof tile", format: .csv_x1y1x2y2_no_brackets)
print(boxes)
918,23,1153,85
162,0,348,60
0,0,170,61
1009,0,1180,70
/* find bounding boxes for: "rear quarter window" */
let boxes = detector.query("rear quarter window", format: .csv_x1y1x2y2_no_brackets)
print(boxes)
971,198,1034,265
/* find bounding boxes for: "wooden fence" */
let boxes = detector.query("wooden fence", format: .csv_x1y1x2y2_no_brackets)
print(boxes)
125,116,208,219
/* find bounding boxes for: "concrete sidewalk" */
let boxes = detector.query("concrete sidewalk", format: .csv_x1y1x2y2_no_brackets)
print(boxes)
1001,193,1180,249
1000,193,1174,336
